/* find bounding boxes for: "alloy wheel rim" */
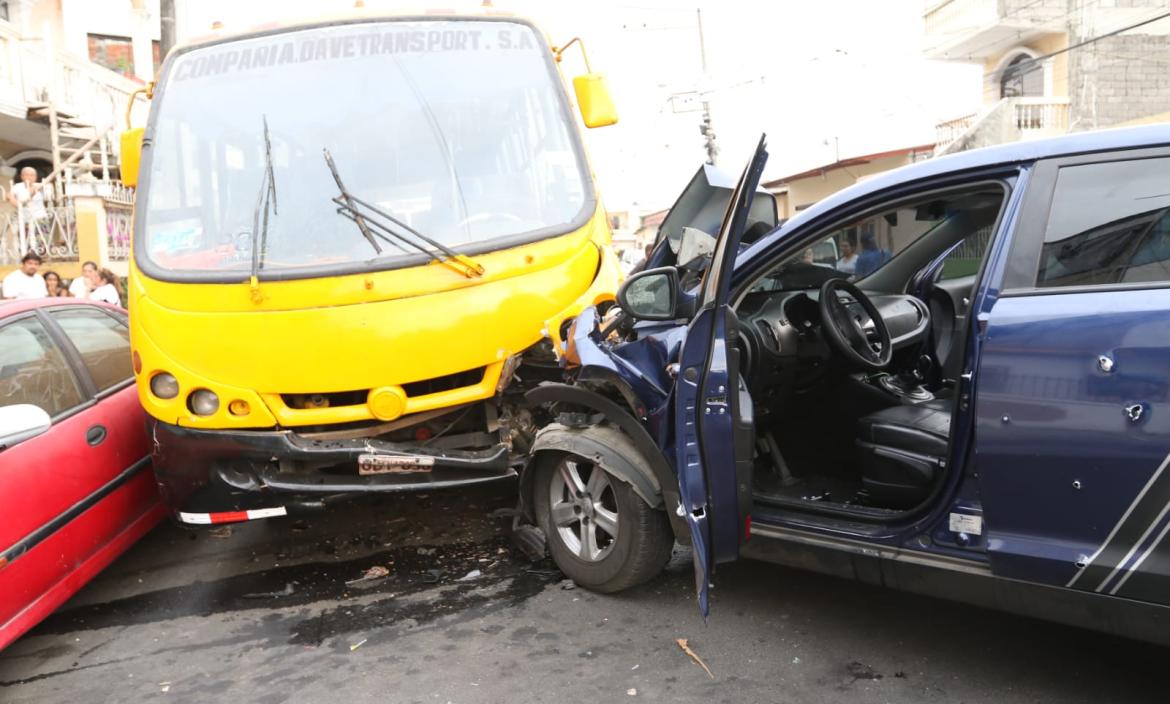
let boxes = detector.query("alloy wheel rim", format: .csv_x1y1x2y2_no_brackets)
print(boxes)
548,457,620,562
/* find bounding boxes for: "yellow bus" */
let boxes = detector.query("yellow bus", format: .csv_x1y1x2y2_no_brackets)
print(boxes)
124,11,621,525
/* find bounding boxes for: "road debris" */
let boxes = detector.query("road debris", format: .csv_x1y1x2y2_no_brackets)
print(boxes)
559,579,576,590
627,688,637,696
207,526,232,539
159,681,171,693
676,638,715,679
345,565,390,589
350,638,367,651
846,661,883,681
241,582,296,599
511,524,547,561
456,569,482,582
417,547,437,556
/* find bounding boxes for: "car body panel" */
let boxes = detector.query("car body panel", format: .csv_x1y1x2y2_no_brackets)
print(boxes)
672,137,768,614
565,125,1170,639
0,300,162,651
976,290,1170,594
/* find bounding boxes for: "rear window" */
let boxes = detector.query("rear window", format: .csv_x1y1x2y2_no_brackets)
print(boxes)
1036,157,1170,288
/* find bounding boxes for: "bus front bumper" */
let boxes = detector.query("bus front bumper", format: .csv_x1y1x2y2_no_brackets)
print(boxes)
149,420,515,524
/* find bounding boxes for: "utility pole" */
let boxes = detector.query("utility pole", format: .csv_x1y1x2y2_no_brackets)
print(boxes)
696,8,718,165
160,0,176,59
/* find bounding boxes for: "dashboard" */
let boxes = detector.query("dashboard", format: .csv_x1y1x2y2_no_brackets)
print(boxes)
735,289,930,402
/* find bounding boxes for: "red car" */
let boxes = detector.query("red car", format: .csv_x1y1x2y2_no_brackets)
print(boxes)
0,298,163,650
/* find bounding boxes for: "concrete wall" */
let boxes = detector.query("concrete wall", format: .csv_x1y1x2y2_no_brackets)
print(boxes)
1069,32,1170,131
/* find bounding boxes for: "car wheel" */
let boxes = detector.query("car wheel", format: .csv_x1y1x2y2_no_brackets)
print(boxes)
534,450,673,593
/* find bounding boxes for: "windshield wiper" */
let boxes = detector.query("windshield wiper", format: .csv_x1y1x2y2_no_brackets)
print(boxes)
323,148,381,256
322,148,485,278
249,115,278,296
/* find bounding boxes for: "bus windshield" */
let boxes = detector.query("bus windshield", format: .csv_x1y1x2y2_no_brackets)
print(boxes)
139,19,591,277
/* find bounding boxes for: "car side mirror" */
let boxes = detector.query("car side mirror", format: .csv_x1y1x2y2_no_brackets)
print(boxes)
617,267,679,320
0,404,51,450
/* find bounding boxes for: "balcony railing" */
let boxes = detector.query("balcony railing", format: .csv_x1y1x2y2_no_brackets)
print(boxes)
1014,97,1069,136
103,185,135,262
1,202,79,266
935,96,1072,154
0,22,149,130
936,112,978,149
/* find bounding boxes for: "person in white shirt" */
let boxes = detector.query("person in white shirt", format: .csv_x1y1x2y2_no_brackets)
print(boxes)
836,239,858,274
2,252,48,299
89,267,122,307
68,260,98,299
7,167,48,238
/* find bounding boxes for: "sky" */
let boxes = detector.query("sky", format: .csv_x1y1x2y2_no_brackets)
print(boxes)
174,0,983,212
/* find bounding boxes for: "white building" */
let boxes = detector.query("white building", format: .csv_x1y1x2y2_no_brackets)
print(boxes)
0,0,156,182
0,0,156,272
924,0,1170,154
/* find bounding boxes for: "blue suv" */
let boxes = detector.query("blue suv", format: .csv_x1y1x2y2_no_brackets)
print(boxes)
519,125,1170,645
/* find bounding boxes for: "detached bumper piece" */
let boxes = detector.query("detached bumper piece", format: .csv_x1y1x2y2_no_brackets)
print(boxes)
150,420,515,518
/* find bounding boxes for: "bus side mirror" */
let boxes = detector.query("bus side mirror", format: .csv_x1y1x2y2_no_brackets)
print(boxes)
121,127,144,187
573,73,618,128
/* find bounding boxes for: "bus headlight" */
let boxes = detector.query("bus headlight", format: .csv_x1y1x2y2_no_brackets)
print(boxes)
150,372,180,399
189,389,220,416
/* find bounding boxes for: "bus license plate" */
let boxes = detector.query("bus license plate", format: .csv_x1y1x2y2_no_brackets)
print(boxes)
358,454,435,475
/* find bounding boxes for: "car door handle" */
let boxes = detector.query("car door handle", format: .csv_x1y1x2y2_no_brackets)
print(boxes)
86,425,107,446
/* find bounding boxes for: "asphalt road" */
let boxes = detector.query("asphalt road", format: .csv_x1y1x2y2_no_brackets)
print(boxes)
1,484,1165,704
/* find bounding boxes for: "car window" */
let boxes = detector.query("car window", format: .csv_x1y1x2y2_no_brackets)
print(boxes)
1036,157,1170,288
938,226,995,281
49,308,133,392
0,316,85,416
748,188,1004,293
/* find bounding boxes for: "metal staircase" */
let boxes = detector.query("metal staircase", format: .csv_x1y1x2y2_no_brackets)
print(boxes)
25,102,114,200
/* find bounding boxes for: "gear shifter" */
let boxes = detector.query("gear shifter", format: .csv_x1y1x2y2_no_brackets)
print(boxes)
877,357,934,402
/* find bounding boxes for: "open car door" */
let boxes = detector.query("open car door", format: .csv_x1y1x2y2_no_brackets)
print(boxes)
674,136,768,616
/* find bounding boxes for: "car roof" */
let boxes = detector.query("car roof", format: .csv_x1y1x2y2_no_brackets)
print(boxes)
0,298,124,318
777,123,1170,236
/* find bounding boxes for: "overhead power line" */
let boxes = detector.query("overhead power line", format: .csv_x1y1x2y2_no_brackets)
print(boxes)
1012,8,1170,75
979,6,1170,88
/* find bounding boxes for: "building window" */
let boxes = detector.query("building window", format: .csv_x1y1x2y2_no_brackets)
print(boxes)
88,34,136,78
1000,54,1043,98
0,1,10,22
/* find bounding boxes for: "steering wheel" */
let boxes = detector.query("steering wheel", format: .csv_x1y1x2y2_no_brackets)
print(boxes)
817,278,892,370
456,212,523,229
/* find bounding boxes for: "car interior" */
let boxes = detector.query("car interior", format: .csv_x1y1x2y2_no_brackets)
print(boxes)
731,183,1007,518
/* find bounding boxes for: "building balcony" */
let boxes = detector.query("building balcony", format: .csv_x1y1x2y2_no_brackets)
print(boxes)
924,0,1066,60
0,21,149,138
935,96,1069,154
